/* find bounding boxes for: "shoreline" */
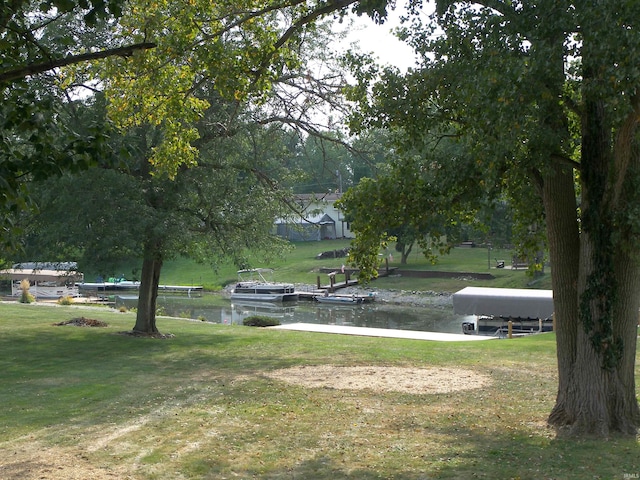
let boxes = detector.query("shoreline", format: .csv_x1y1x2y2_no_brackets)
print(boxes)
221,282,455,309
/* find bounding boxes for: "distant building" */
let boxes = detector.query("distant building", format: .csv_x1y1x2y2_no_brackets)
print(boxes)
274,193,354,241
0,262,83,298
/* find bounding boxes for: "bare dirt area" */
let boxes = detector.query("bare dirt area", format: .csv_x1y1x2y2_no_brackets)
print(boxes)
0,442,131,480
265,364,491,394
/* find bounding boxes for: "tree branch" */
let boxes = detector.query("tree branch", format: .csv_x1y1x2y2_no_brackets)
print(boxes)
251,0,359,81
0,42,156,83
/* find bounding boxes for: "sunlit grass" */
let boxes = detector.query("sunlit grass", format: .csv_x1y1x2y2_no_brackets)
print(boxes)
83,239,551,293
0,303,637,479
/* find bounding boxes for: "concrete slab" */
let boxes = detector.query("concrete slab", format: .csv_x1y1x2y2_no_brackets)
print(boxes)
270,323,496,342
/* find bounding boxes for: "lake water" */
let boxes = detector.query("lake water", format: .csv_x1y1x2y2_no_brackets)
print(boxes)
115,295,471,334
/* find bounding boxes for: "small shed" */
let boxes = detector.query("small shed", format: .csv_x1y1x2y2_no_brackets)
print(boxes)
275,213,337,241
452,286,554,320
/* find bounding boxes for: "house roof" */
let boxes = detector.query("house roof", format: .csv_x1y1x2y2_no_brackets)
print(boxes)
275,212,335,225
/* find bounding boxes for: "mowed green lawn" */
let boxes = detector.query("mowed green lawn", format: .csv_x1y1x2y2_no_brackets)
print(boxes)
0,303,638,479
85,239,552,292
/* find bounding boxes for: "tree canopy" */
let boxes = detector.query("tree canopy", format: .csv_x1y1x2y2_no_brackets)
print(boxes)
0,0,154,254
0,0,393,253
15,0,392,333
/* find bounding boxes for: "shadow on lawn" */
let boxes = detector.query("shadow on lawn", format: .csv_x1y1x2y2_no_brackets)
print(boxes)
215,429,639,480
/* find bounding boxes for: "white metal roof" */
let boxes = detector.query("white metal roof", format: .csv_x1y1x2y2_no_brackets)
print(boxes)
452,286,554,319
0,268,83,282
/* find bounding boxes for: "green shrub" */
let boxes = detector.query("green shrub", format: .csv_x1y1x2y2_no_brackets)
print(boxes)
242,316,281,327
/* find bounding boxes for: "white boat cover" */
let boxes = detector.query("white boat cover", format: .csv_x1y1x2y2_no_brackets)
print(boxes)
0,268,83,282
452,287,554,319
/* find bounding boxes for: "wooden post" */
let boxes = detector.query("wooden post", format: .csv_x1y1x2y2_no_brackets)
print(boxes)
508,320,513,339
317,276,321,289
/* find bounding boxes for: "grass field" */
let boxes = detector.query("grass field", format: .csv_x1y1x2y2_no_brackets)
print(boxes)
83,239,552,293
0,303,638,479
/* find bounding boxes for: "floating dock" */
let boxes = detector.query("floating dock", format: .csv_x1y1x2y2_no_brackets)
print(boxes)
78,282,203,298
296,291,376,303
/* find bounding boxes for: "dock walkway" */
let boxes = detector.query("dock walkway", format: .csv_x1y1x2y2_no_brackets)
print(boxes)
271,323,495,342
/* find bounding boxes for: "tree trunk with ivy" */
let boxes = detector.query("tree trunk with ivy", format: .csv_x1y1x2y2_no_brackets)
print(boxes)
546,81,640,435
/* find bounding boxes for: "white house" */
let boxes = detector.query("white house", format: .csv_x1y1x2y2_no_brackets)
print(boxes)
274,193,355,241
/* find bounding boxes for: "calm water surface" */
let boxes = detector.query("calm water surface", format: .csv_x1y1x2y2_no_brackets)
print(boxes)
117,295,470,334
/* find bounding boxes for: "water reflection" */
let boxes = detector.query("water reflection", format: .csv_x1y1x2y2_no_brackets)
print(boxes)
115,295,469,334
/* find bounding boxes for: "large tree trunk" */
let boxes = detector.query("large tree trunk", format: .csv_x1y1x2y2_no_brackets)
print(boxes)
546,89,640,436
542,164,580,428
133,249,163,334
564,224,640,435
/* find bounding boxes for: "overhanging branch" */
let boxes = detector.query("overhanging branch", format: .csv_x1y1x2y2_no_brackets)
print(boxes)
0,42,157,83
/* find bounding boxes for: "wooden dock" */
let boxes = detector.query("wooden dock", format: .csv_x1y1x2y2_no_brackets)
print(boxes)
314,265,396,292
296,264,397,301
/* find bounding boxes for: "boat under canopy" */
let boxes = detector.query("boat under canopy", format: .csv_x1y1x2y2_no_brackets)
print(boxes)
453,287,554,320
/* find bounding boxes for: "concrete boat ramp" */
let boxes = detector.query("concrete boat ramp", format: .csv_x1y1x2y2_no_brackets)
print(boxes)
270,323,496,342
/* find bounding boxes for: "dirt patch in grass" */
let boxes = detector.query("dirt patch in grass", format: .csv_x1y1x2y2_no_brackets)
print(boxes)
53,317,108,327
0,442,128,480
265,365,491,394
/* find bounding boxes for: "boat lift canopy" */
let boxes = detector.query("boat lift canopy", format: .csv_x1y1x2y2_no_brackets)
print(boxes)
452,287,554,320
0,268,83,283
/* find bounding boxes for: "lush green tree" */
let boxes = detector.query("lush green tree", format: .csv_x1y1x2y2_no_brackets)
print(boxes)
346,0,640,436
22,0,384,333
283,133,351,194
338,136,476,274
25,112,294,333
2,0,390,253
89,0,401,334
0,1,154,253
